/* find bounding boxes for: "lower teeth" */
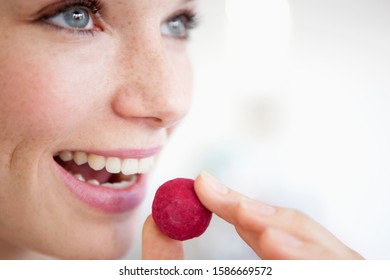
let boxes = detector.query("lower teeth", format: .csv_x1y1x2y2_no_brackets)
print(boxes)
73,173,137,189
101,179,136,189
88,179,100,186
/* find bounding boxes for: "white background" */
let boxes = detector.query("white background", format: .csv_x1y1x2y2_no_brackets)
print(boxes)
128,0,390,259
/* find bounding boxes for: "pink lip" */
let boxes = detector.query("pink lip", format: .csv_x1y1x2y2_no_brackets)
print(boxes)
53,147,161,213
56,164,147,213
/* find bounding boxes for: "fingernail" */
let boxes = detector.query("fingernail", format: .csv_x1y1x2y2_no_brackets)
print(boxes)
241,197,276,216
200,171,229,194
270,229,302,248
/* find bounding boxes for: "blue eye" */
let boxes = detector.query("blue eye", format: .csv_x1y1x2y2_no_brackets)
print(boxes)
161,15,194,39
48,6,94,30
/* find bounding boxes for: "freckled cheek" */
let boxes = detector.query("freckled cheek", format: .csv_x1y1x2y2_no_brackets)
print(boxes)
183,58,194,92
183,60,195,117
175,54,194,108
0,52,108,137
167,54,194,136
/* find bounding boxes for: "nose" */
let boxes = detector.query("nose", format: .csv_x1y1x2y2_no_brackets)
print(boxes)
111,33,192,129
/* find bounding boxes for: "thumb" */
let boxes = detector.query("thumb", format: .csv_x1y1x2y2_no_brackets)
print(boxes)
141,215,184,260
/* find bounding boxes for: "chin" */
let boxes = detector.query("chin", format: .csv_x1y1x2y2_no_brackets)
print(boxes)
24,212,138,260
65,244,133,260
43,230,135,260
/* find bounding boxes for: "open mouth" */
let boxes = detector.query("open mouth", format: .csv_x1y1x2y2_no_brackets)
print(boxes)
54,151,154,189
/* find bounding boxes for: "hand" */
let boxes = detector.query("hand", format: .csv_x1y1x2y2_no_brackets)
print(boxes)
141,172,364,259
194,172,364,260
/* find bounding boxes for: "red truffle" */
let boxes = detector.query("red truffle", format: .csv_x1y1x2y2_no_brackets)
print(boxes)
152,178,212,241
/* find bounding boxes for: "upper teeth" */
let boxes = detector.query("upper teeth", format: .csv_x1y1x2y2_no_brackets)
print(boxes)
58,151,154,175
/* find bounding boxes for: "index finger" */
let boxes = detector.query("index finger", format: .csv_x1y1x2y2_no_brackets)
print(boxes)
194,172,276,228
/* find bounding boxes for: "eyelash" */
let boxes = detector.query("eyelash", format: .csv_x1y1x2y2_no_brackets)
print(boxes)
39,0,199,38
40,0,102,36
181,12,200,37
166,11,199,40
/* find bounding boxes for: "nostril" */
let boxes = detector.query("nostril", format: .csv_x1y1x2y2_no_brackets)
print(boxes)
111,92,189,129
142,116,182,129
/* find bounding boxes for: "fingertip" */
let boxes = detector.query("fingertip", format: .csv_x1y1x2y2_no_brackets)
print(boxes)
195,172,242,226
142,215,184,260
194,172,222,211
142,215,157,237
194,171,210,192
194,172,210,207
195,171,229,196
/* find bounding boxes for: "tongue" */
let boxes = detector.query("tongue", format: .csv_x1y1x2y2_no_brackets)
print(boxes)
58,160,112,183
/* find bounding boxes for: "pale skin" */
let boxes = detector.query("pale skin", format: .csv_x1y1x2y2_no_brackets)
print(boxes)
0,0,193,260
0,0,363,260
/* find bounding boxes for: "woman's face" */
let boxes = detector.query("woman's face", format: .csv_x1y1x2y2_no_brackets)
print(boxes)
0,0,196,259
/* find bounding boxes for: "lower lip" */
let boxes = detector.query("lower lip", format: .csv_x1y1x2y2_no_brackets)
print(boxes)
55,161,147,213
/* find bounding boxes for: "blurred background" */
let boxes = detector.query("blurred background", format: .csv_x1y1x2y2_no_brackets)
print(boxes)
129,0,390,259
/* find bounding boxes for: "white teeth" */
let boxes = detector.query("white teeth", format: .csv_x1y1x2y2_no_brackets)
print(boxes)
87,154,106,171
59,151,73,162
74,174,86,182
71,173,137,189
88,179,100,186
101,176,137,189
121,158,138,175
105,157,121,174
58,151,155,176
73,152,88,166
138,157,154,173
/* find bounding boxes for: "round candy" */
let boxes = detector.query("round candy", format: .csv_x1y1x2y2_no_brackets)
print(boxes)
152,178,212,241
